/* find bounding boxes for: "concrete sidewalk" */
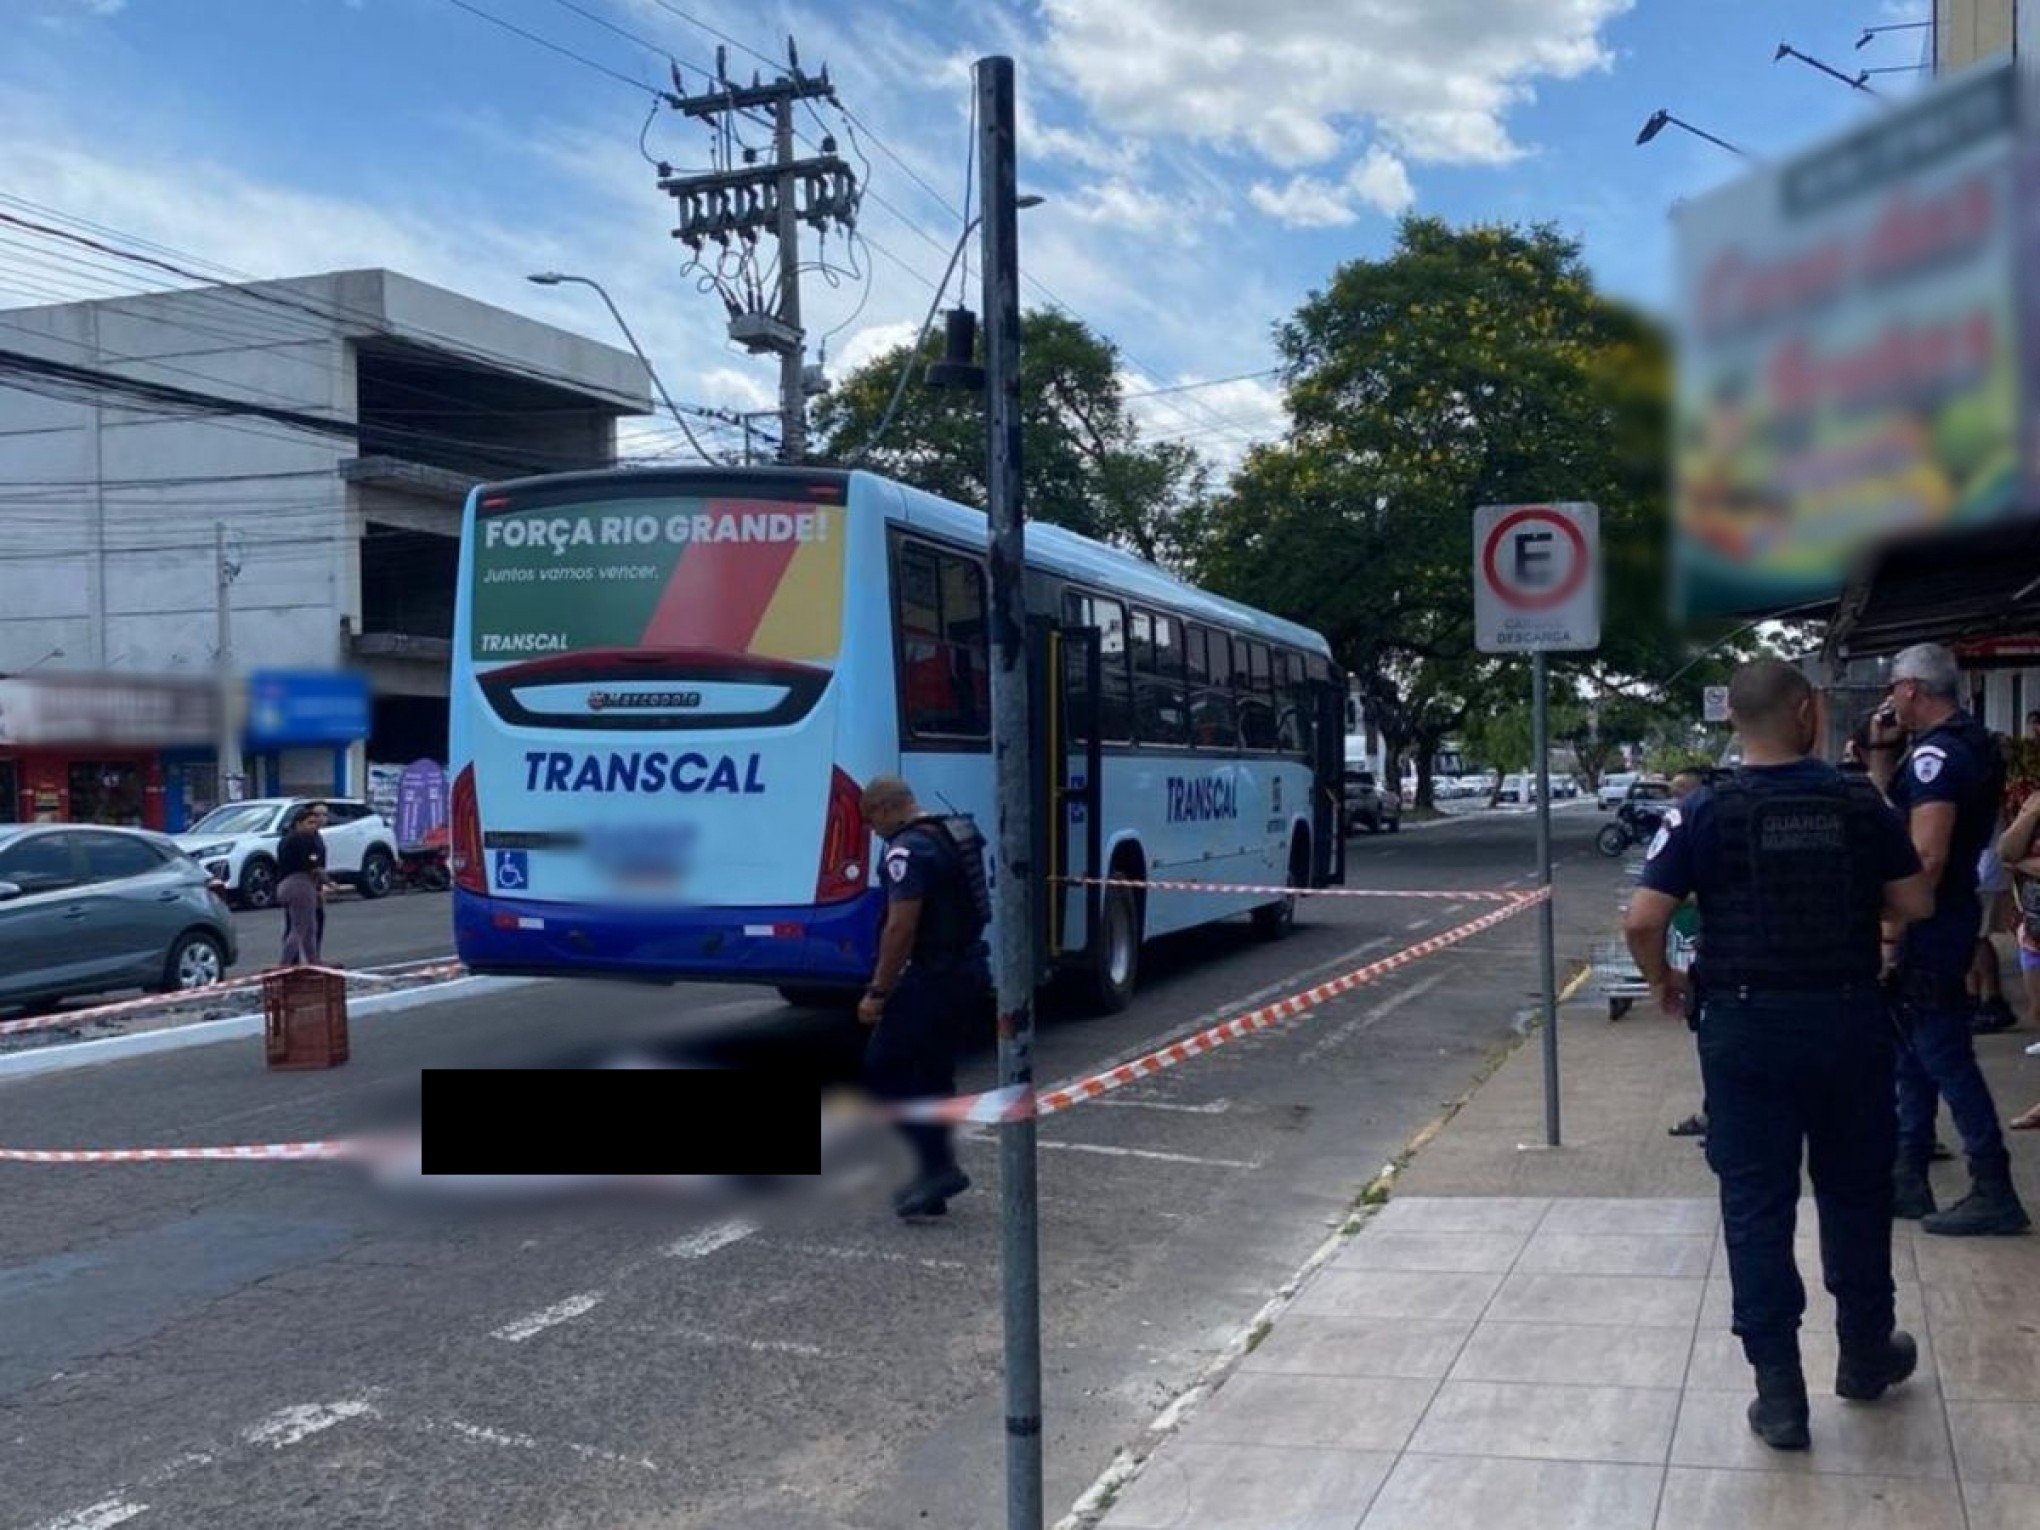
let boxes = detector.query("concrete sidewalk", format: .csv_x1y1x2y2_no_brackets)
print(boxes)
1089,990,2040,1530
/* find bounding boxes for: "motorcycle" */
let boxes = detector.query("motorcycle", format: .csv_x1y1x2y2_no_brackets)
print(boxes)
394,823,452,892
1596,799,1669,857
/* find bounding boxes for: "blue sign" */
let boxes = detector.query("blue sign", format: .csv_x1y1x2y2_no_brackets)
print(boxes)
246,671,371,747
493,849,530,891
395,759,448,849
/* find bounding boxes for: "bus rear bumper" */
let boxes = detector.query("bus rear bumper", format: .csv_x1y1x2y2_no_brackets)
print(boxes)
453,888,884,987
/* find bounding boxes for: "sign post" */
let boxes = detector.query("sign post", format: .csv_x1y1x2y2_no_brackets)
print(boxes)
1475,502,1601,1148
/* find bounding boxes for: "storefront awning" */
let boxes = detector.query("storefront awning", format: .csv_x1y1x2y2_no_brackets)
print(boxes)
1828,520,2040,661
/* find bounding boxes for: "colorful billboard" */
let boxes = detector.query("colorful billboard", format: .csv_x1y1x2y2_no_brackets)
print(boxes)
469,496,845,666
1674,58,2031,618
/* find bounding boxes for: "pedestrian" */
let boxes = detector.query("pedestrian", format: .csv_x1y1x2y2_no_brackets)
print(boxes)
1998,789,2040,1130
1662,764,1713,1143
856,776,992,1220
1866,644,2032,1235
277,802,331,967
1625,659,1932,1450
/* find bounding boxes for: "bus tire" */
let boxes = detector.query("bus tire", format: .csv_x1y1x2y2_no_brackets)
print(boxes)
1253,833,1309,940
1087,883,1141,1014
776,985,860,1011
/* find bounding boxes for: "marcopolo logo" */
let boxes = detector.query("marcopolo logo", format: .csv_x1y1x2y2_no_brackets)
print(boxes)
587,690,703,712
523,750,765,795
483,508,832,558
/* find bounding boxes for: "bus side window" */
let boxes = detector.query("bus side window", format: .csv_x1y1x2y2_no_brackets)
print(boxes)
1275,651,1309,757
1063,590,1133,744
1187,626,1238,750
1240,640,1276,751
897,541,989,741
1130,609,1188,747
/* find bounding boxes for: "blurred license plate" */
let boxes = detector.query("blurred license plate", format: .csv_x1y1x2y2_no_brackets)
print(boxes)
587,825,696,887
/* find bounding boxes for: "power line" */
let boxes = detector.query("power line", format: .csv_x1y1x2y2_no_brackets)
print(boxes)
441,0,664,98
1122,367,1283,401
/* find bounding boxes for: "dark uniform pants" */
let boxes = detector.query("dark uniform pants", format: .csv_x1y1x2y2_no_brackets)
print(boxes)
862,955,989,1177
1894,978,2010,1177
1697,989,1896,1368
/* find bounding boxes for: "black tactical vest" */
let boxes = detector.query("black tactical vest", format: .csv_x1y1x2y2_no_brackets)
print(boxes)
901,816,990,958
1697,772,1890,991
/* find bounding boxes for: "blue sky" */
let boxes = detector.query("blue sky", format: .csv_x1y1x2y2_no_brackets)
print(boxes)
1,0,1934,465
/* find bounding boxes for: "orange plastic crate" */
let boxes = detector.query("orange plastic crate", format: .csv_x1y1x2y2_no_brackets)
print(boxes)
263,968,349,1070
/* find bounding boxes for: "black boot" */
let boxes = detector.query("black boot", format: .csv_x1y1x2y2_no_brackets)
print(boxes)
1973,996,2018,1034
1747,1364,1810,1450
894,1165,970,1219
1836,1330,1918,1401
1893,1159,1937,1220
1922,1163,2031,1237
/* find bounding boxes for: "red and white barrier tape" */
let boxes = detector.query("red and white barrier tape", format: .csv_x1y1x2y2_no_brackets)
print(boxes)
0,959,468,1037
1061,877,1531,902
0,1139,371,1164
0,887,1549,1163
895,886,1551,1125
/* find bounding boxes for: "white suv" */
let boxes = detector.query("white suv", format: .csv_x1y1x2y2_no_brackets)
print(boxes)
175,798,398,909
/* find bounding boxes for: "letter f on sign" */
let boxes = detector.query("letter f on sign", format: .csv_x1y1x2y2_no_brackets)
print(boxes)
1514,530,1554,588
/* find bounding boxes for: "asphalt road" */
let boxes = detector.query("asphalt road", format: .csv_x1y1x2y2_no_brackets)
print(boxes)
1,807,1624,1530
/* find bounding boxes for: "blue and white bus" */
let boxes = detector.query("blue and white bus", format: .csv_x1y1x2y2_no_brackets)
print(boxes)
448,467,1345,1011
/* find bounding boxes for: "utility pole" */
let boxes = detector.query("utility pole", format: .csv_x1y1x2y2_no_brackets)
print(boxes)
977,56,1043,1530
214,521,244,804
658,44,858,464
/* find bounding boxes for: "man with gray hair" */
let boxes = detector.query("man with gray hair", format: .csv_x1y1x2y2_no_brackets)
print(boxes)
1868,642,2031,1236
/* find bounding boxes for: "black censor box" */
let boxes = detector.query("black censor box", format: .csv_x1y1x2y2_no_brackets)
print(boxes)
421,1070,819,1174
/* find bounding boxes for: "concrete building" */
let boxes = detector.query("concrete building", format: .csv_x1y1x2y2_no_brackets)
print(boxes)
0,269,650,829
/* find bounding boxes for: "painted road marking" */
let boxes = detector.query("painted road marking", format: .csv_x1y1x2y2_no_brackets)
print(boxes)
959,1128,1257,1171
434,1418,660,1472
491,1292,604,1343
1298,970,1451,1067
244,1398,377,1449
775,1242,969,1273
1089,1096,1233,1116
662,1219,758,1260
31,1500,150,1530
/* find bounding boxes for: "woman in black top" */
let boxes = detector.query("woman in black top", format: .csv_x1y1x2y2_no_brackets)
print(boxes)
277,802,330,965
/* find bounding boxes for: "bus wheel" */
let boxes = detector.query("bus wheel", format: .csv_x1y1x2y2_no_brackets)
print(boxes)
1087,884,1141,1014
1253,836,1308,940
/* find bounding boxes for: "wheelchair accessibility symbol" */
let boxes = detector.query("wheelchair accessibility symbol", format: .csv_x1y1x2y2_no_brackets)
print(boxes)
494,849,530,891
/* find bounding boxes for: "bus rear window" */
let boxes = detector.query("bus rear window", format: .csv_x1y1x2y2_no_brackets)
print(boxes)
469,497,845,665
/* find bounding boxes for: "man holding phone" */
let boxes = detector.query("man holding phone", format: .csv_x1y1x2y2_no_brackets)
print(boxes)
1867,644,2031,1236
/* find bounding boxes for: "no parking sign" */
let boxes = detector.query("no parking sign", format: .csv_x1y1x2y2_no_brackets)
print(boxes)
1473,503,1601,655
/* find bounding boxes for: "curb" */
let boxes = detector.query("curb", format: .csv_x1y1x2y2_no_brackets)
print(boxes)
0,976,542,1082
1055,956,1595,1530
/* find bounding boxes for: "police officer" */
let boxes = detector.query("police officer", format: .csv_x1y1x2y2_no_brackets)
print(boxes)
1625,659,1931,1450
857,776,991,1220
1868,643,2033,1236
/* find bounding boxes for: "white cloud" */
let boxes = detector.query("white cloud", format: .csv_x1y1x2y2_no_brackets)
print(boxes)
1043,0,1630,171
829,320,918,377
1248,176,1358,229
1065,180,1172,228
1347,145,1415,215
1124,370,1288,476
1248,145,1413,227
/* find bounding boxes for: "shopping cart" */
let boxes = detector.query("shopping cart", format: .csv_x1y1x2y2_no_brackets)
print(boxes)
1598,858,1698,1020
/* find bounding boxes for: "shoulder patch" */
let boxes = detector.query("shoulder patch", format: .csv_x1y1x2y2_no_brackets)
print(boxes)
1912,745,1946,785
1646,824,1671,860
885,846,912,883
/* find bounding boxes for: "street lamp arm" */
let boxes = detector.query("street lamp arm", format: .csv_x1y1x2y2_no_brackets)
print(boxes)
528,273,718,466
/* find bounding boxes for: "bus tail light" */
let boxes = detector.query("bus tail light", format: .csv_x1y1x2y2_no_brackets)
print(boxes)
451,764,486,895
815,767,868,904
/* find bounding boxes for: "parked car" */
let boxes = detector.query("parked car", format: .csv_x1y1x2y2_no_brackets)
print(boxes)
1597,771,1640,809
174,797,399,909
1625,778,1674,807
0,825,237,1015
1343,768,1402,834
1553,776,1580,799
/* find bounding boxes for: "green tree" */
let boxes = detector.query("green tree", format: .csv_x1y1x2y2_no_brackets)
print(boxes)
811,309,1210,564
1198,217,1746,806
